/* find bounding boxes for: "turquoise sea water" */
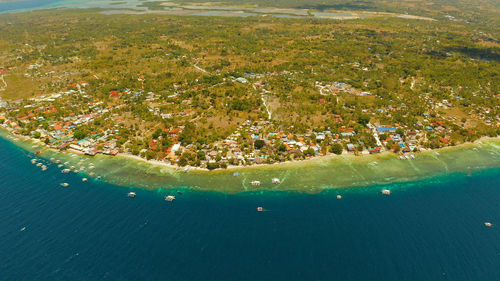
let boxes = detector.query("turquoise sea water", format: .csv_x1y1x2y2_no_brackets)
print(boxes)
1,135,500,280
0,0,61,13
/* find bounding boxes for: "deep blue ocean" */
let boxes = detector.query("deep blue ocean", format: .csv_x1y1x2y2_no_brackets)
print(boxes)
1,133,499,281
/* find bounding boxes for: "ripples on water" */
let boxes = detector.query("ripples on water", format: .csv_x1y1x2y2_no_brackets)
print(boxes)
0,136,500,280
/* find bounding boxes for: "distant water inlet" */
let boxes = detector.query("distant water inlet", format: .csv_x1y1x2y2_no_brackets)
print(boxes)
0,0,435,21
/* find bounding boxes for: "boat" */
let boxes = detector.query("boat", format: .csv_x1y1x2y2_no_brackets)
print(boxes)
128,192,136,198
404,155,409,160
50,158,55,162
337,195,342,199
57,164,63,168
62,169,71,173
257,207,264,212
96,176,102,180
272,178,280,184
36,162,43,167
165,195,176,202
41,165,47,171
82,178,88,182
89,172,95,177
409,154,415,159
184,168,189,173
398,155,404,160
20,227,26,231
434,152,440,156
55,159,61,163
381,189,391,195
484,222,493,227
60,183,69,187
31,159,37,164
251,180,261,186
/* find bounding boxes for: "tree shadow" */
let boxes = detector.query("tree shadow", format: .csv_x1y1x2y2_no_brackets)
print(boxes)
445,46,500,62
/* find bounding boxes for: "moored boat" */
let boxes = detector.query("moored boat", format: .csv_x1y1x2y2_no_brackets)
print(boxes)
128,192,136,198
60,183,69,187
251,180,261,186
381,189,391,195
165,195,176,202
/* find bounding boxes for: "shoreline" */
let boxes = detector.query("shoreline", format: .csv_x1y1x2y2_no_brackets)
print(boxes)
2,125,499,174
1,126,499,194
117,136,500,174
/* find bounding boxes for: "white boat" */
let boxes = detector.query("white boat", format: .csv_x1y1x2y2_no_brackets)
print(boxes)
484,222,493,227
337,195,342,199
371,161,378,165
89,172,95,177
271,178,280,184
60,183,69,187
404,155,409,160
57,164,63,168
55,159,61,163
64,162,69,165
41,165,47,171
409,154,415,159
82,178,88,182
434,152,440,156
31,159,37,164
50,158,55,162
36,162,43,167
381,189,391,195
62,169,71,173
165,195,176,202
256,206,264,212
128,192,136,198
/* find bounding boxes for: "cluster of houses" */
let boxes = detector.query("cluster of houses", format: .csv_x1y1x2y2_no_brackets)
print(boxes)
315,81,371,96
0,62,496,170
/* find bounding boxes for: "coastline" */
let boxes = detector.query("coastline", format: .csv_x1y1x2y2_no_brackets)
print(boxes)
117,136,500,174
2,124,498,173
1,127,499,193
